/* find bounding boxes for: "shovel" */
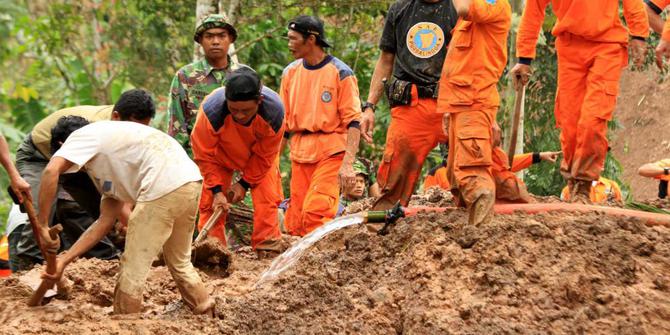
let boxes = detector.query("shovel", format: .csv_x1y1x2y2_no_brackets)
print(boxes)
7,187,69,306
507,83,526,167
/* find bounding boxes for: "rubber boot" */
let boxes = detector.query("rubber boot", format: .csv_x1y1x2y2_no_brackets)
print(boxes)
113,286,143,314
255,239,288,260
570,180,592,204
175,280,215,315
468,191,494,226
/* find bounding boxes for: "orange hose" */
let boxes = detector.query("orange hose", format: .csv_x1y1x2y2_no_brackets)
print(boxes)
403,203,670,227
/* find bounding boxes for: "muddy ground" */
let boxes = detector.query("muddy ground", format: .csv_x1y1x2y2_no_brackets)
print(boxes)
1,192,669,334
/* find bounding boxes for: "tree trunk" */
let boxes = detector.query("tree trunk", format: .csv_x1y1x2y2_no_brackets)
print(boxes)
193,0,218,61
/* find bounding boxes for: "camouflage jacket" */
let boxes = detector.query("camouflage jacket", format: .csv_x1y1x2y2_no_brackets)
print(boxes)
166,56,246,155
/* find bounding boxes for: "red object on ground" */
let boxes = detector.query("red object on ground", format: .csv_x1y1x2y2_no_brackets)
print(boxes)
403,203,670,227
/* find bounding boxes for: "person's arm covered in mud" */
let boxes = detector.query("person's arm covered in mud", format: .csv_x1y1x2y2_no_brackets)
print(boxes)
337,73,363,190
645,0,666,34
361,51,395,143
42,197,124,282
37,156,73,253
0,134,31,203
510,0,551,89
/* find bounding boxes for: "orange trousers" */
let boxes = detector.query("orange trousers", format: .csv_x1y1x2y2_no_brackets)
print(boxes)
446,109,496,208
423,149,532,204
198,158,282,250
555,34,627,182
285,153,343,236
491,147,532,203
373,94,447,210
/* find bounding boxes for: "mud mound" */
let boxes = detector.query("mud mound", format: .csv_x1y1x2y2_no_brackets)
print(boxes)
214,210,670,334
192,237,234,274
343,188,455,215
1,208,669,334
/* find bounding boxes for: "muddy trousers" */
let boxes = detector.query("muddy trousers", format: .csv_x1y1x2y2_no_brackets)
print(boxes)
491,148,532,203
446,109,496,222
555,34,627,182
198,158,283,250
285,153,343,236
115,181,209,314
373,97,447,210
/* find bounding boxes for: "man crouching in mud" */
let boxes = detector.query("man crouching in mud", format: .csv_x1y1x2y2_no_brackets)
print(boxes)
37,116,214,315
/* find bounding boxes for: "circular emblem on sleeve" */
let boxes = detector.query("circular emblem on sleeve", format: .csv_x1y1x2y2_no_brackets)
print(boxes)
406,22,445,59
321,91,332,103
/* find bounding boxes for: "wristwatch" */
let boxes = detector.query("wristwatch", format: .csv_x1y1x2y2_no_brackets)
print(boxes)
361,102,376,113
664,167,669,175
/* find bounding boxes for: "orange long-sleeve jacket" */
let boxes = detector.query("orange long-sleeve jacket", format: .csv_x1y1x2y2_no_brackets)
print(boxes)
424,151,539,190
517,0,649,60
191,86,285,190
437,0,512,112
280,55,362,164
647,0,670,41
560,177,623,203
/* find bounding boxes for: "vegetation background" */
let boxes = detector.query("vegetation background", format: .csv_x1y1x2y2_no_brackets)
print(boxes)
0,0,662,231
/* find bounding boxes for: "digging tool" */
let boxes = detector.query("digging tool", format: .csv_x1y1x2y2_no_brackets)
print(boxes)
193,207,226,246
7,187,66,306
507,83,526,167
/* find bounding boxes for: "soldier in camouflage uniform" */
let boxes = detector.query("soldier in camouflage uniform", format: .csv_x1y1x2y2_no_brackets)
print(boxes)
167,14,246,155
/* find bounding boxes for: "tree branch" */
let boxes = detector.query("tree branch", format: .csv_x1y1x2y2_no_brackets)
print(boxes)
229,26,285,56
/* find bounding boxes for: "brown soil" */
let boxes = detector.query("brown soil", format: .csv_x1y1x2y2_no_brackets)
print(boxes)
1,200,669,334
611,69,670,200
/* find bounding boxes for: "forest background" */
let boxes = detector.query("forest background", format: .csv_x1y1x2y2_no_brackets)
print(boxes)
0,0,663,227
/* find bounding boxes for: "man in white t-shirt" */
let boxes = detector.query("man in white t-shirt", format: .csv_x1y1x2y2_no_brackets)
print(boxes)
37,117,213,315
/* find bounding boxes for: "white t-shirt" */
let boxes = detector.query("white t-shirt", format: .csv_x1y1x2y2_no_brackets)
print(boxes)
54,121,202,203
6,204,28,235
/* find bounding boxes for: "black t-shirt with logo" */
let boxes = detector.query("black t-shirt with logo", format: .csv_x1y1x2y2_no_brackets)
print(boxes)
379,0,458,86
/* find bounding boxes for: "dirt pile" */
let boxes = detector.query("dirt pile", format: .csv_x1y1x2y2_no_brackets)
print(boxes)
1,206,669,334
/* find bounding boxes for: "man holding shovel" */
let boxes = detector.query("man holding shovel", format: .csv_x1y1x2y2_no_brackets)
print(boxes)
191,68,285,256
437,0,512,225
511,0,648,203
38,117,213,315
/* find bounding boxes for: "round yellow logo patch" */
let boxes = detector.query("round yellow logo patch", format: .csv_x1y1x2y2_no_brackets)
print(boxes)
406,22,445,59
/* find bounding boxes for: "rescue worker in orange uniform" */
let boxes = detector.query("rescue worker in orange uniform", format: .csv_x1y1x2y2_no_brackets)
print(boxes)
360,0,458,210
560,177,623,204
638,159,670,199
191,68,285,252
511,0,649,203
437,0,512,225
280,16,362,236
645,0,670,68
424,150,560,194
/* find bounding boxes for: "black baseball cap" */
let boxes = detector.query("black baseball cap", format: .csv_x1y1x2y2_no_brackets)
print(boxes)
225,67,262,101
288,15,331,48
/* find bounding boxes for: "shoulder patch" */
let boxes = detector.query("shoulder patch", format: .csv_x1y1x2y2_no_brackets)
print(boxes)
485,0,496,4
201,89,229,131
282,60,302,77
330,57,355,81
258,87,284,134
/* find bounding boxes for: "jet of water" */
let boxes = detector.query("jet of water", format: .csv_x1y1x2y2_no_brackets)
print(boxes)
255,214,365,287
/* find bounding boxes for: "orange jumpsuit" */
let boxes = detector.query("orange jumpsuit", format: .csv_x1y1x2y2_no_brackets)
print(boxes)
436,0,512,210
280,55,362,236
517,0,648,183
191,87,285,250
647,0,670,40
560,177,623,203
649,158,670,198
424,151,537,203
